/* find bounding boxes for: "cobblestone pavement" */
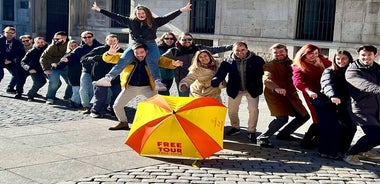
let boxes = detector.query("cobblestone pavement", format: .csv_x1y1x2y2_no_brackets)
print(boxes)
67,138,380,184
1,71,379,183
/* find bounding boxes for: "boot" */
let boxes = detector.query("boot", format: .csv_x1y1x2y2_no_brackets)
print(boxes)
108,122,130,131
300,123,319,149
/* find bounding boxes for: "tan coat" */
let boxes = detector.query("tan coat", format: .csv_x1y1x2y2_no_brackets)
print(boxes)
179,62,223,102
263,58,308,117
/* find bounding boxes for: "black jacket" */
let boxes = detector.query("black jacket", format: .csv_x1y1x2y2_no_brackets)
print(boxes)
20,44,48,74
211,51,265,99
56,40,103,86
163,43,233,83
0,37,25,68
81,44,123,83
345,60,380,127
99,9,182,43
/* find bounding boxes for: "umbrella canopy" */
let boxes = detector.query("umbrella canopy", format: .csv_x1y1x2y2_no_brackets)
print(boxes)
125,95,227,159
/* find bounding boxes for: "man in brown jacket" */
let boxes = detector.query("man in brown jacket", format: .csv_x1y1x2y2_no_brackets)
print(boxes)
257,43,310,148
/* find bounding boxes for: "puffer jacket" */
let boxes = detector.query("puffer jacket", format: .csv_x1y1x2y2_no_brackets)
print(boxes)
345,59,380,127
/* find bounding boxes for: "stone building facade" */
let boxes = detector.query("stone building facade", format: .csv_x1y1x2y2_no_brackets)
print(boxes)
1,0,379,59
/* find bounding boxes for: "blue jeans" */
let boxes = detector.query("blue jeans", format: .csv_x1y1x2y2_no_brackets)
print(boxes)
79,72,94,108
91,84,121,113
71,86,81,104
5,64,19,90
27,73,46,99
46,69,72,100
106,42,161,80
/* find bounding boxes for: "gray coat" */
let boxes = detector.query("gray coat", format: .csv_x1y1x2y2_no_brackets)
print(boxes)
345,59,380,127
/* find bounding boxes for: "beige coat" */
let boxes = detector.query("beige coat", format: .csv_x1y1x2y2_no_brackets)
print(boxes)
179,62,223,102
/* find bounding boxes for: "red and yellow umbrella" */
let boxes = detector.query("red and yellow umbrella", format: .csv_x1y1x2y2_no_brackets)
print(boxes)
125,95,227,159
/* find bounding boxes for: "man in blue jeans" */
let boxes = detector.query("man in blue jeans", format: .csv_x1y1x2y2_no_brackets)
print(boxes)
39,31,72,104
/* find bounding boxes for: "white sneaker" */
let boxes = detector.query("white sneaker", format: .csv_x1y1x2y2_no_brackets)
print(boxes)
343,155,363,166
359,151,380,160
93,77,112,87
154,79,167,91
46,99,54,105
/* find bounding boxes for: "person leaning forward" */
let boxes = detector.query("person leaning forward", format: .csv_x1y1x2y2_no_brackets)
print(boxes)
102,43,183,130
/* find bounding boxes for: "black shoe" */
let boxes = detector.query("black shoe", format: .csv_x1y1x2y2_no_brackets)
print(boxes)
82,108,91,114
248,132,257,143
318,152,342,160
27,98,34,102
257,138,274,148
14,94,22,99
68,101,82,109
276,134,302,141
226,127,240,136
6,88,16,94
35,93,44,98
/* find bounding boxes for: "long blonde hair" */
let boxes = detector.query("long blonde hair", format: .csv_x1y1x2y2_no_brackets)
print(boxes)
188,50,218,71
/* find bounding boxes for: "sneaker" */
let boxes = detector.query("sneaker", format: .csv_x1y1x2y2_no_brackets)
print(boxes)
82,108,91,114
257,138,274,148
6,88,16,94
109,122,130,131
154,79,167,91
359,151,380,160
90,112,102,118
93,77,112,87
343,155,363,166
226,127,240,136
248,132,257,143
46,99,54,105
27,98,34,102
276,134,302,141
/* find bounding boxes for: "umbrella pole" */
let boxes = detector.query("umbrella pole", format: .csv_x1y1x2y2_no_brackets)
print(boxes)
192,160,199,168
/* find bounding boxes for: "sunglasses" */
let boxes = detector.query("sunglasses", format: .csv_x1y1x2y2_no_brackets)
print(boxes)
22,40,30,43
164,37,174,40
82,36,93,39
181,38,193,42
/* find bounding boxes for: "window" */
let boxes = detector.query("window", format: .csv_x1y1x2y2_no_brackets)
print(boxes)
296,0,336,41
111,0,131,28
3,0,15,21
189,0,216,34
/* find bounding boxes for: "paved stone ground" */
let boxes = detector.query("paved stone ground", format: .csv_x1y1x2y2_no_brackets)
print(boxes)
1,71,379,183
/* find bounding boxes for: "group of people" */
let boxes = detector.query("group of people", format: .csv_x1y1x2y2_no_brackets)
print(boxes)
257,43,380,166
1,2,380,167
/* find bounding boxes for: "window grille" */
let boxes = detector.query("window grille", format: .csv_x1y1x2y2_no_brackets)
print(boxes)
3,0,15,21
111,0,131,28
189,0,216,34
296,0,336,41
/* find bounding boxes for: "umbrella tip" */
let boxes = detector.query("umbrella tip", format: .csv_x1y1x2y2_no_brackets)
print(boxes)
172,110,176,114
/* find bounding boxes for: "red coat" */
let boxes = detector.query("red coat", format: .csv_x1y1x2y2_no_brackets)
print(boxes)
292,57,331,123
